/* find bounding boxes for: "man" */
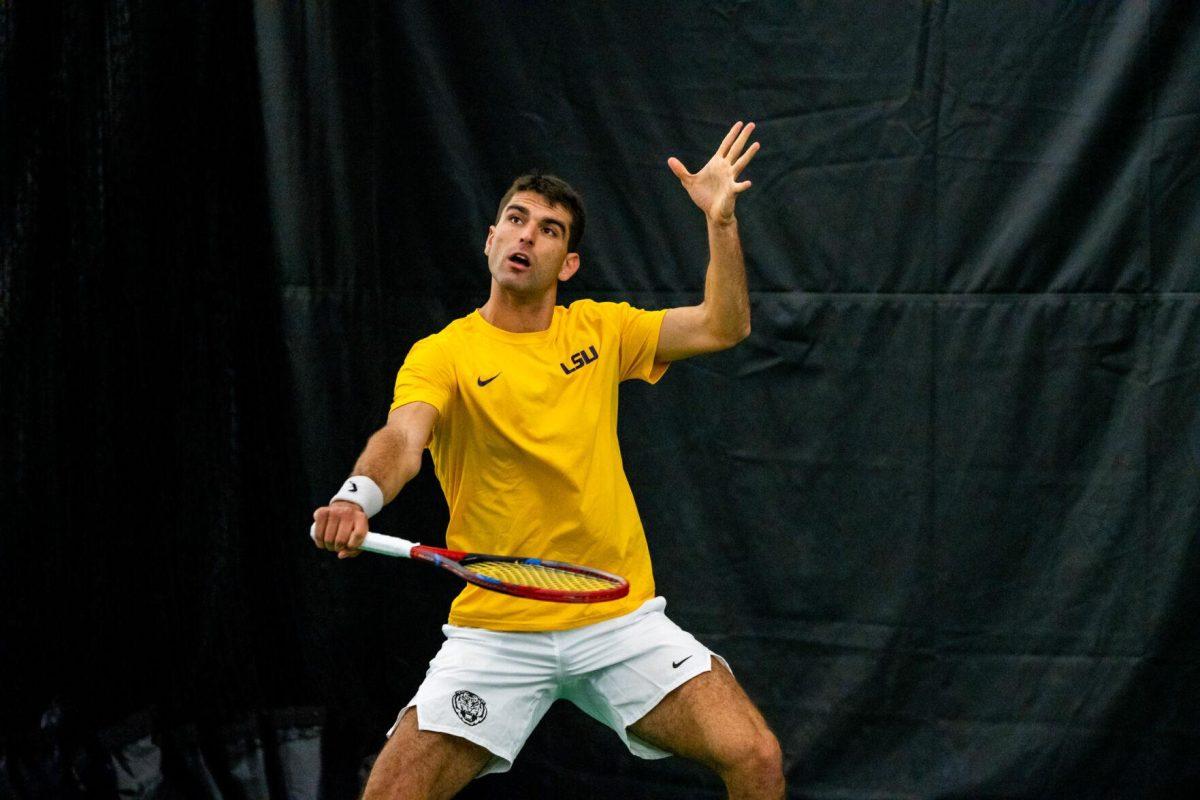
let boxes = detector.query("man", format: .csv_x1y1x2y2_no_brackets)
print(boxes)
312,121,784,799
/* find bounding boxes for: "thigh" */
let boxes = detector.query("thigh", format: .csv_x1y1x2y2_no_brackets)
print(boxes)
563,597,732,760
627,658,774,769
397,625,560,775
363,708,491,800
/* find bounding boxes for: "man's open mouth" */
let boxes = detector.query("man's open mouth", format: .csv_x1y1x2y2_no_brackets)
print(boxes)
508,253,531,268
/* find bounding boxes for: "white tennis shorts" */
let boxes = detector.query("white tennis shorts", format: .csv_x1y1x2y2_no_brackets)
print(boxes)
386,596,727,776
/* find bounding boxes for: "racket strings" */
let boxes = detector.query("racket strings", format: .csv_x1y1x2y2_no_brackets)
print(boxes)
468,561,617,591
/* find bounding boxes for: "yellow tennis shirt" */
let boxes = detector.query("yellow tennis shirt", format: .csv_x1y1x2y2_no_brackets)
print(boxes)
390,299,669,631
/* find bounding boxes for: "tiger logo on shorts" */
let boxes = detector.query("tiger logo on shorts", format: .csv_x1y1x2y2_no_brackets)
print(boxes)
451,689,487,726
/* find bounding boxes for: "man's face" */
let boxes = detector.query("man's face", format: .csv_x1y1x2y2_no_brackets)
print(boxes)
484,191,580,297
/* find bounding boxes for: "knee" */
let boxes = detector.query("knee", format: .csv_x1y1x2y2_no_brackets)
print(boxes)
752,730,785,780
723,728,784,784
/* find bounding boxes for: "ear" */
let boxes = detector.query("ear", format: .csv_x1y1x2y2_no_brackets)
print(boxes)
557,252,581,282
484,225,495,255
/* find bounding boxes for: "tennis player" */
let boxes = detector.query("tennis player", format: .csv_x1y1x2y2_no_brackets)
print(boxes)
312,121,784,799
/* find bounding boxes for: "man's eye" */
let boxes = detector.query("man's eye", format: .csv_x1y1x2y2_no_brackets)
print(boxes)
509,215,522,224
543,227,558,237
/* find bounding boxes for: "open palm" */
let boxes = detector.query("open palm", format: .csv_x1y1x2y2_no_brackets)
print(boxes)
668,121,760,224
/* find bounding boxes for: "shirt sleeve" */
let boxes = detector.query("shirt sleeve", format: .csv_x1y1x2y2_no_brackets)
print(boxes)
613,302,670,384
390,336,456,415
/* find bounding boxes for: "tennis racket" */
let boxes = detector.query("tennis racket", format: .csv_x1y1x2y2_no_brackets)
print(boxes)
309,525,629,603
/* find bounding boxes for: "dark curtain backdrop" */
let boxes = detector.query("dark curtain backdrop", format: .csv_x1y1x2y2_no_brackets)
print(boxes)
3,1,1199,798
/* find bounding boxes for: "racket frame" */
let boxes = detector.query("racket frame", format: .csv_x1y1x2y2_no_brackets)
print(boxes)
314,527,630,603
410,545,630,603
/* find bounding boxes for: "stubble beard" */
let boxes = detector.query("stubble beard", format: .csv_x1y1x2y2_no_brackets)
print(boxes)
490,254,560,300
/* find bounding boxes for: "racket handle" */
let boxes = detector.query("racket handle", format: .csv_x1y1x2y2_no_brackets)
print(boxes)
309,524,418,558
360,532,417,558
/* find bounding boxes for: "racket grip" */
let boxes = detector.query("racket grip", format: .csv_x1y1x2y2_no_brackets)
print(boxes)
309,525,417,558
360,532,416,558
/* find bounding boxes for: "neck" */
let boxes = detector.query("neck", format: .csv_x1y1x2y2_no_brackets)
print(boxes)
478,283,558,333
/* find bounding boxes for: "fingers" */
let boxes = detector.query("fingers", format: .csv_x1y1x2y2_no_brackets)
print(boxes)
717,121,744,158
734,179,753,193
312,503,368,557
678,121,759,175
667,156,691,181
727,121,755,162
732,140,761,175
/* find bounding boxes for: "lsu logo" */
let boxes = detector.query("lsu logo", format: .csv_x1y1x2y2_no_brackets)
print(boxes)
560,345,599,375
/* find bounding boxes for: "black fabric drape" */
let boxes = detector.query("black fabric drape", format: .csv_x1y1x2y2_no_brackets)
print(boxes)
3,1,1199,797
2,1,333,796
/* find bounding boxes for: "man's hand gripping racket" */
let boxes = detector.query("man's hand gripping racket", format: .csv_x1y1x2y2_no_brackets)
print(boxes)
309,522,629,604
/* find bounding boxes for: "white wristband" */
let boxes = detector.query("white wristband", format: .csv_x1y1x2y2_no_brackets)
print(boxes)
330,475,384,518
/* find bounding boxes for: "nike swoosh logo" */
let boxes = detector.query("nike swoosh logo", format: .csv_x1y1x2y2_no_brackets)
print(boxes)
672,656,693,669
348,482,357,492
477,373,500,387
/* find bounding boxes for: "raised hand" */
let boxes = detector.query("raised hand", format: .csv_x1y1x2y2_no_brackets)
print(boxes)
667,121,761,225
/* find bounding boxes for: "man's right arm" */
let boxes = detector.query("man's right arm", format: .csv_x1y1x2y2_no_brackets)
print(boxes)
311,400,439,559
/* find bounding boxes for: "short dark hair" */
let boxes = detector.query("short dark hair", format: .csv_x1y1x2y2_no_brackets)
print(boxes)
495,172,586,252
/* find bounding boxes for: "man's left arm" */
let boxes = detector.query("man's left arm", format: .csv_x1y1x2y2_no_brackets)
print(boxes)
655,121,760,363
